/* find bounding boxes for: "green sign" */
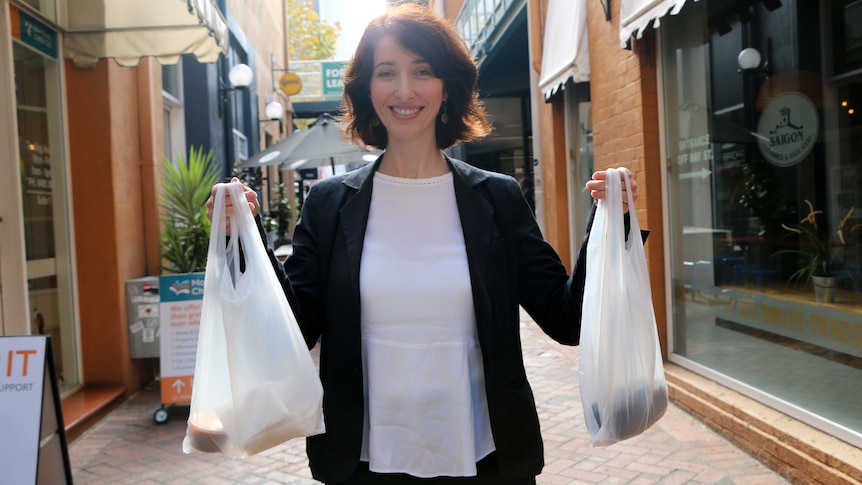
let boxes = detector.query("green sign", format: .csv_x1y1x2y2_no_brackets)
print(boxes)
322,62,346,96
16,8,57,59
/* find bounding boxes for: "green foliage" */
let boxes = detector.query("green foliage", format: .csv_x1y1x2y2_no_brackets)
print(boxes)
736,159,790,235
288,0,341,60
160,146,220,273
273,182,291,243
775,199,861,283
231,164,291,245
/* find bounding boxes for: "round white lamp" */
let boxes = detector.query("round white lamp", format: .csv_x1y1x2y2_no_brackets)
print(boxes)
228,63,253,88
738,48,761,71
265,101,284,120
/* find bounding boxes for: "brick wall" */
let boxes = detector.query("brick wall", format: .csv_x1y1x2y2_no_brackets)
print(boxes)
586,0,667,353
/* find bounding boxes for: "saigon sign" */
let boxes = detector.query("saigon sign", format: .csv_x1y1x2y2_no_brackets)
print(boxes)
756,92,818,167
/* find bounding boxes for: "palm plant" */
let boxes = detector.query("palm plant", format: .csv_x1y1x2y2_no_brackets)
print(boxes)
160,146,220,273
776,199,860,284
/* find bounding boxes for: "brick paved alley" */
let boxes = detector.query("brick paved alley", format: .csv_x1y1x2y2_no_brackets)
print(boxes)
69,309,789,484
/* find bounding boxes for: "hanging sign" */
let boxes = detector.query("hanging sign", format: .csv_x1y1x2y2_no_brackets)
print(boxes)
322,61,346,96
9,4,58,59
756,92,819,167
279,72,302,96
159,273,205,405
0,335,73,484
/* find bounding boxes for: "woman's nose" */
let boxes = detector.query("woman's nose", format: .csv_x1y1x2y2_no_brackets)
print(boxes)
395,76,413,99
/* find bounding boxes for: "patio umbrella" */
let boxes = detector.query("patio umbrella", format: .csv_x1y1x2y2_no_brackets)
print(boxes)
284,151,381,172
240,113,377,171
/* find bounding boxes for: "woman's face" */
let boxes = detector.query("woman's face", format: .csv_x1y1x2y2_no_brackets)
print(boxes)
369,35,445,147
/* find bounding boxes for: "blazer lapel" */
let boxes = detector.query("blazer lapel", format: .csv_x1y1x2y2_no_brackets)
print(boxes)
339,159,379,313
448,157,494,337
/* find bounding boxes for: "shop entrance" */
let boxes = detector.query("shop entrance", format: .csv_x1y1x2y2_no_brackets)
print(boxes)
1,7,79,395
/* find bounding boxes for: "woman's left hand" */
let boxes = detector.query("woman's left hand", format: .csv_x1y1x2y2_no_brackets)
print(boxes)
586,168,638,211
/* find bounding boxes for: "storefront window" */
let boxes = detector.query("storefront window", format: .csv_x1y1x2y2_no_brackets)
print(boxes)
18,0,56,23
661,0,862,446
565,82,594,264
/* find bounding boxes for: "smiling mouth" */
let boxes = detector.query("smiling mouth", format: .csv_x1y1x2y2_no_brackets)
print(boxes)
391,107,422,116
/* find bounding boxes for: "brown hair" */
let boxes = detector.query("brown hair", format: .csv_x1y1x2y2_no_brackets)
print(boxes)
341,3,491,149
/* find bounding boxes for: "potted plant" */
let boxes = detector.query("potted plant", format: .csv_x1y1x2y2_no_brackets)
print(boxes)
160,146,221,273
776,199,860,302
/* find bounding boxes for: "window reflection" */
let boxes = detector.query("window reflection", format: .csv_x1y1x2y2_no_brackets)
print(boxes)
662,0,862,443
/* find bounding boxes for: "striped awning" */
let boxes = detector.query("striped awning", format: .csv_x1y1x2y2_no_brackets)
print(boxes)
619,0,692,48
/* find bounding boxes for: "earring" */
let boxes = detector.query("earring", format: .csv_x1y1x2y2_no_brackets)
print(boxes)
440,102,449,124
371,116,380,128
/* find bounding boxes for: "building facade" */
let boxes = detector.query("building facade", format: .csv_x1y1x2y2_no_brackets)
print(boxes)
4,0,860,479
434,0,862,481
0,0,288,439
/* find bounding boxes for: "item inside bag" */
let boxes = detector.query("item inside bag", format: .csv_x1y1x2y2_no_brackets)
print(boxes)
231,381,326,455
590,383,668,442
187,413,228,453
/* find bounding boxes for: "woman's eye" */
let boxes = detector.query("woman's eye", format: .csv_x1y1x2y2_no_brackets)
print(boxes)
375,70,394,78
416,68,433,77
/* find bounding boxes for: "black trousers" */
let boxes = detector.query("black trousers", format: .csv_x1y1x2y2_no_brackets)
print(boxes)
329,453,537,484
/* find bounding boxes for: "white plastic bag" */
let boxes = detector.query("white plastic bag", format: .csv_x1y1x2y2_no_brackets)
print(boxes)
579,167,667,446
183,183,325,457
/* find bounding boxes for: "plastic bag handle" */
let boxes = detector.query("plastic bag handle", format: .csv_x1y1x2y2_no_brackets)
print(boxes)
208,185,228,263
208,183,260,277
598,168,625,252
620,169,641,249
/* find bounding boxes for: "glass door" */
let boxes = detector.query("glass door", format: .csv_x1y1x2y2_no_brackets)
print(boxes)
564,82,594,265
14,38,78,393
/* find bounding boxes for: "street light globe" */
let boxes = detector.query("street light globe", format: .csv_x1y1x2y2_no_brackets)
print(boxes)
738,48,761,71
228,63,253,88
265,101,284,120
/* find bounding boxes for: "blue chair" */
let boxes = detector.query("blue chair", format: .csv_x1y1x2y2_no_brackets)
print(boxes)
715,256,744,285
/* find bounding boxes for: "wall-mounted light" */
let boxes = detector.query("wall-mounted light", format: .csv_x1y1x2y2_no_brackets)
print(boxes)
738,39,771,78
737,47,761,70
228,64,253,88
265,100,284,121
260,94,284,134
219,63,253,116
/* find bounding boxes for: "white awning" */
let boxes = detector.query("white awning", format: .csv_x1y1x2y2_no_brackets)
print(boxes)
619,0,694,48
64,0,228,68
538,0,589,100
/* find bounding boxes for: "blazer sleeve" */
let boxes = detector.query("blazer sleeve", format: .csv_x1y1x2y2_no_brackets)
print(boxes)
256,183,328,350
508,183,647,346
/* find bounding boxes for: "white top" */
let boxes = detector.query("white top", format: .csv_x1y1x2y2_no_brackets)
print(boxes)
359,171,495,477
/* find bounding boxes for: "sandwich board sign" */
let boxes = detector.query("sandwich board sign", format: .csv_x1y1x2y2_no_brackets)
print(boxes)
0,335,73,484
158,273,204,406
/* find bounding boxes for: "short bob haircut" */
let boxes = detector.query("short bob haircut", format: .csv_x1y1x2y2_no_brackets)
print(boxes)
341,3,491,150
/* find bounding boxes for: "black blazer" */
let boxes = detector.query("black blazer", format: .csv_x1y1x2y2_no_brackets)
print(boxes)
267,156,595,483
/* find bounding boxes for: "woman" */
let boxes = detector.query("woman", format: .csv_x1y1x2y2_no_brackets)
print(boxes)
210,4,637,483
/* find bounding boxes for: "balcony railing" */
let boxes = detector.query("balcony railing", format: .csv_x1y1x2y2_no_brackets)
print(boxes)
454,0,521,62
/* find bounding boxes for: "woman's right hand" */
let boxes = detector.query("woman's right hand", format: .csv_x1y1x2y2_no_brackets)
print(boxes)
206,178,259,233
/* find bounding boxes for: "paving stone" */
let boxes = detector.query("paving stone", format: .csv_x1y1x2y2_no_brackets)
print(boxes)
68,308,790,484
